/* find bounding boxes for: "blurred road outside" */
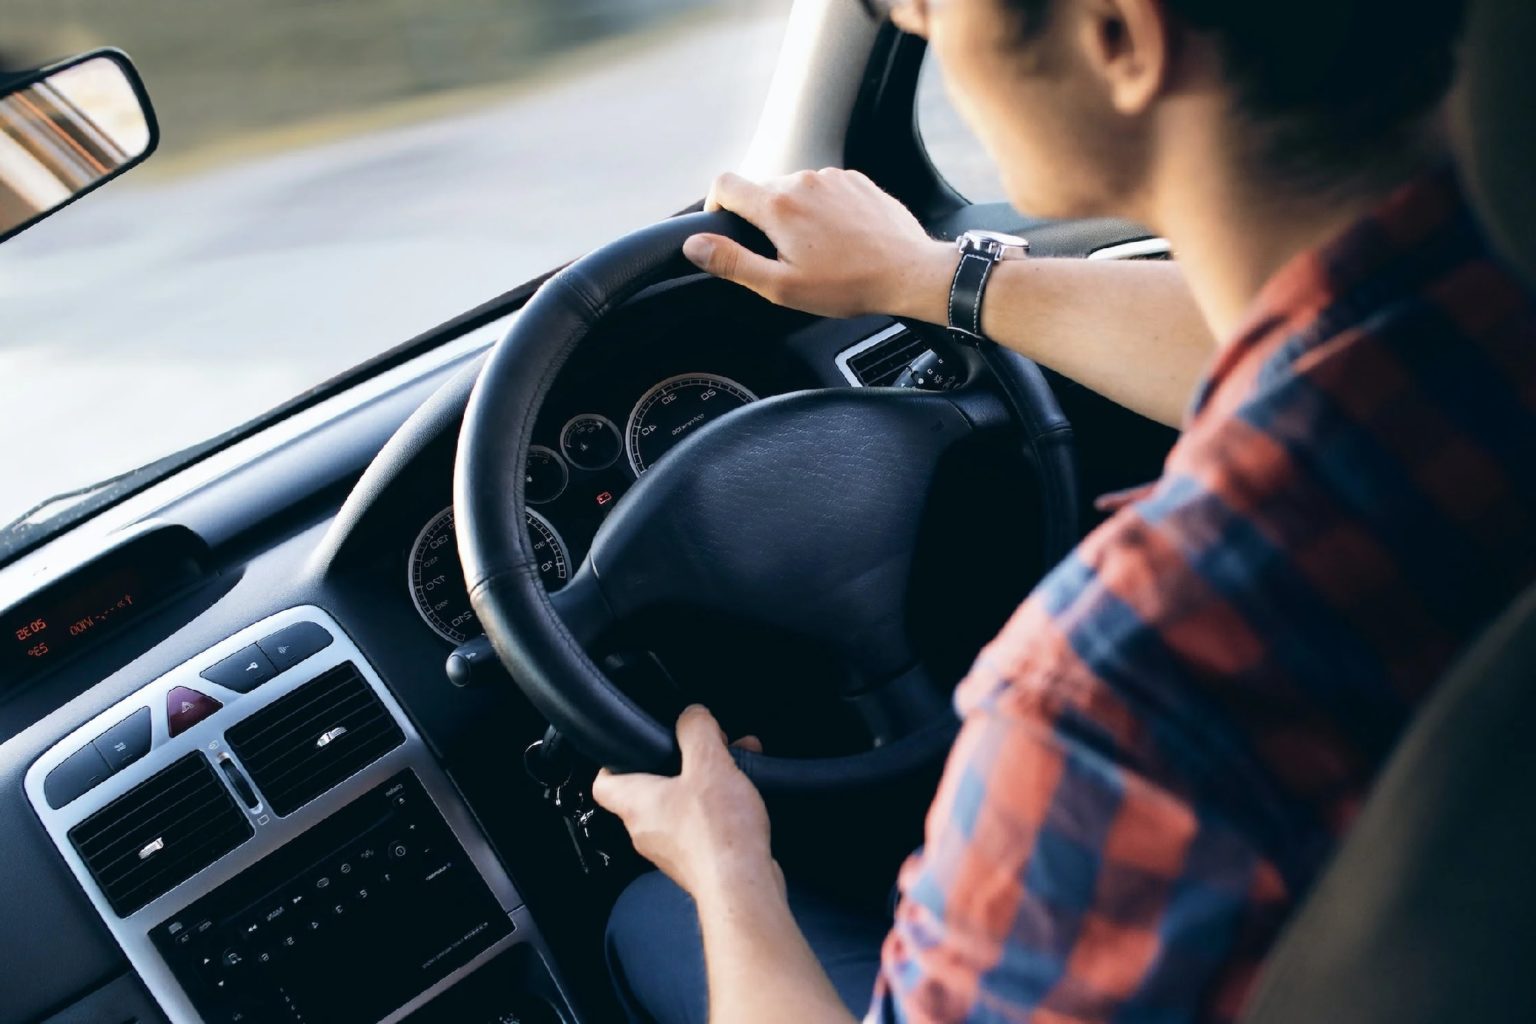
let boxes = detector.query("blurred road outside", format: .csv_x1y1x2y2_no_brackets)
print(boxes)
0,3,788,524
0,0,1000,528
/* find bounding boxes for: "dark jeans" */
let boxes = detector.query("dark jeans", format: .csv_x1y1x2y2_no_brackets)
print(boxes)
605,871,887,1024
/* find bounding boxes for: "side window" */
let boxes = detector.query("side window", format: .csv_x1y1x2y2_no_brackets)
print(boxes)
915,54,1008,204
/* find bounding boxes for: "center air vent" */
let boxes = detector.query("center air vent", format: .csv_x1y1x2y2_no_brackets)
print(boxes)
841,328,928,387
226,663,404,817
68,752,252,917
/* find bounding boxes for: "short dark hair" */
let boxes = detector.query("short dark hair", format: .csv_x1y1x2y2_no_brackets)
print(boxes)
1004,0,1467,188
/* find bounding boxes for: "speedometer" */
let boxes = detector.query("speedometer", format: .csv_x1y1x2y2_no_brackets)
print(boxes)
408,505,570,644
625,373,758,475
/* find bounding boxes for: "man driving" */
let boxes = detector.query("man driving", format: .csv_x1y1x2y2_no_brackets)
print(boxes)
596,0,1536,1021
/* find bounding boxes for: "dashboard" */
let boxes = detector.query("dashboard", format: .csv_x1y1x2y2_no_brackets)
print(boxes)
0,273,944,1024
0,227,1177,1024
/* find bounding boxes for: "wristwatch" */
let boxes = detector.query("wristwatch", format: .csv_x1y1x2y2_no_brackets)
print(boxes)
947,229,1030,343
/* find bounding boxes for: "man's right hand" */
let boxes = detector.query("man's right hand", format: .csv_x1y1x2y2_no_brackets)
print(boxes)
683,168,955,321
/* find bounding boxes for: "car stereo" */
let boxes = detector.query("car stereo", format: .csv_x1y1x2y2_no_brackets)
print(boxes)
151,770,510,1023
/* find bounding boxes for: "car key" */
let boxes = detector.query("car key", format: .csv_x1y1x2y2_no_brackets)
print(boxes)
525,733,613,874
553,782,613,874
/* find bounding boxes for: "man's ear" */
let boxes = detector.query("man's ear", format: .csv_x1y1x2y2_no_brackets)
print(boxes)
1077,0,1172,116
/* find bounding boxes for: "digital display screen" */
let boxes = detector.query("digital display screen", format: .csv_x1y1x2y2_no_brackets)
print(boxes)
0,532,204,689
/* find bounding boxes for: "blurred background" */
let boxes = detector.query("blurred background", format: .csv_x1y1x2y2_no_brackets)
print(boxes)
0,0,997,530
6,1,744,159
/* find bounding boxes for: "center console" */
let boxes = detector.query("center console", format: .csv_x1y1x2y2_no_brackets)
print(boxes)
25,607,572,1024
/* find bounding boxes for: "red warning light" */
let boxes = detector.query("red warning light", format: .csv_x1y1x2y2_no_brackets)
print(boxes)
595,491,614,507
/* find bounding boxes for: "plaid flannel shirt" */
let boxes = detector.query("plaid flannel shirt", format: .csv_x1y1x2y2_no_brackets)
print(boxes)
869,167,1536,1023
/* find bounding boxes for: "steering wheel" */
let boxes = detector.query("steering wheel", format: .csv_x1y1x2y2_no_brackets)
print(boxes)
454,211,1079,793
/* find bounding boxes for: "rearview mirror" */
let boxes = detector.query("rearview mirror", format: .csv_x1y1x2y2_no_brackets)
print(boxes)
0,48,158,244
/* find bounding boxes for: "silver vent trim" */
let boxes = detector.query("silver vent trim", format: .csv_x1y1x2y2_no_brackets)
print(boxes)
1087,237,1173,261
835,323,919,386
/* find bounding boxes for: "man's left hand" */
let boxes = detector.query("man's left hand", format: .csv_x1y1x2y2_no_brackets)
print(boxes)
592,705,777,900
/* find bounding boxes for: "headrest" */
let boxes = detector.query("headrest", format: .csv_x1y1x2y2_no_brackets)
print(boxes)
1451,0,1536,286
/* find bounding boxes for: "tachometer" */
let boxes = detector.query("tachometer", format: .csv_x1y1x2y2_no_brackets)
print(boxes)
625,373,758,474
408,506,570,644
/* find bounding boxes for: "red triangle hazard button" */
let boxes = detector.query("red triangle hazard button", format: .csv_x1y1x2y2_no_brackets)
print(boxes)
166,686,222,737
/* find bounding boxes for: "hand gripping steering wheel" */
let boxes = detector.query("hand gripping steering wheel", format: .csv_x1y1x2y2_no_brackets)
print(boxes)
454,211,1079,793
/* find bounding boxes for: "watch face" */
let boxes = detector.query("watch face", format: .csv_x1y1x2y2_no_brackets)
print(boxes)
959,230,1029,257
965,230,1028,246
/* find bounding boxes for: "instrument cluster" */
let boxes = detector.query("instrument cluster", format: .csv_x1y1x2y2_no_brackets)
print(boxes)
407,371,758,645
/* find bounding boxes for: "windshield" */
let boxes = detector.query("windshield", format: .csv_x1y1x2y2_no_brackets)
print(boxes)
0,0,784,530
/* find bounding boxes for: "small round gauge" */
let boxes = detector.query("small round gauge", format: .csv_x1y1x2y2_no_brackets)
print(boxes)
626,373,758,475
409,506,571,644
560,414,622,471
525,508,571,590
525,445,568,504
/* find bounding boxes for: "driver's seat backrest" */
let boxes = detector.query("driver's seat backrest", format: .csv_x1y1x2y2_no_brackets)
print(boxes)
1236,575,1536,1023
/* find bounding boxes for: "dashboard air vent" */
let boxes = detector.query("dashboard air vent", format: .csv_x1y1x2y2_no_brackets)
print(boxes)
1087,237,1172,261
842,328,928,387
68,752,252,917
226,662,404,816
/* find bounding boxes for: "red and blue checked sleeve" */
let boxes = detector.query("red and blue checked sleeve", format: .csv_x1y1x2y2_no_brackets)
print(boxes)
867,652,1289,1023
863,167,1536,1021
864,475,1305,1024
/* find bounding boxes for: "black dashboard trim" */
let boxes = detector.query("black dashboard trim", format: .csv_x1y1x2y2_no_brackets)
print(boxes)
311,359,486,576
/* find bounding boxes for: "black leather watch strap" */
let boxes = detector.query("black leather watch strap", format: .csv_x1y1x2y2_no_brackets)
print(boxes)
947,250,996,343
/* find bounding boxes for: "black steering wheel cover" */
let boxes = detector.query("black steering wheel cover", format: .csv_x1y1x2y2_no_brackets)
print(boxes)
457,212,774,774
456,211,1078,791
974,342,1081,563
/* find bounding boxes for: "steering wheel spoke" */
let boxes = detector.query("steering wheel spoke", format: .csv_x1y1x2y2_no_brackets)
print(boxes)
946,378,1015,433
547,562,615,648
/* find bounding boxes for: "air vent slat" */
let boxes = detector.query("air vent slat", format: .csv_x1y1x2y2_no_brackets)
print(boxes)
846,331,928,387
95,819,238,892
68,752,252,917
259,731,402,802
255,706,391,789
226,663,404,817
231,687,375,761
111,820,252,908
86,789,232,872
72,764,216,853
228,673,363,749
